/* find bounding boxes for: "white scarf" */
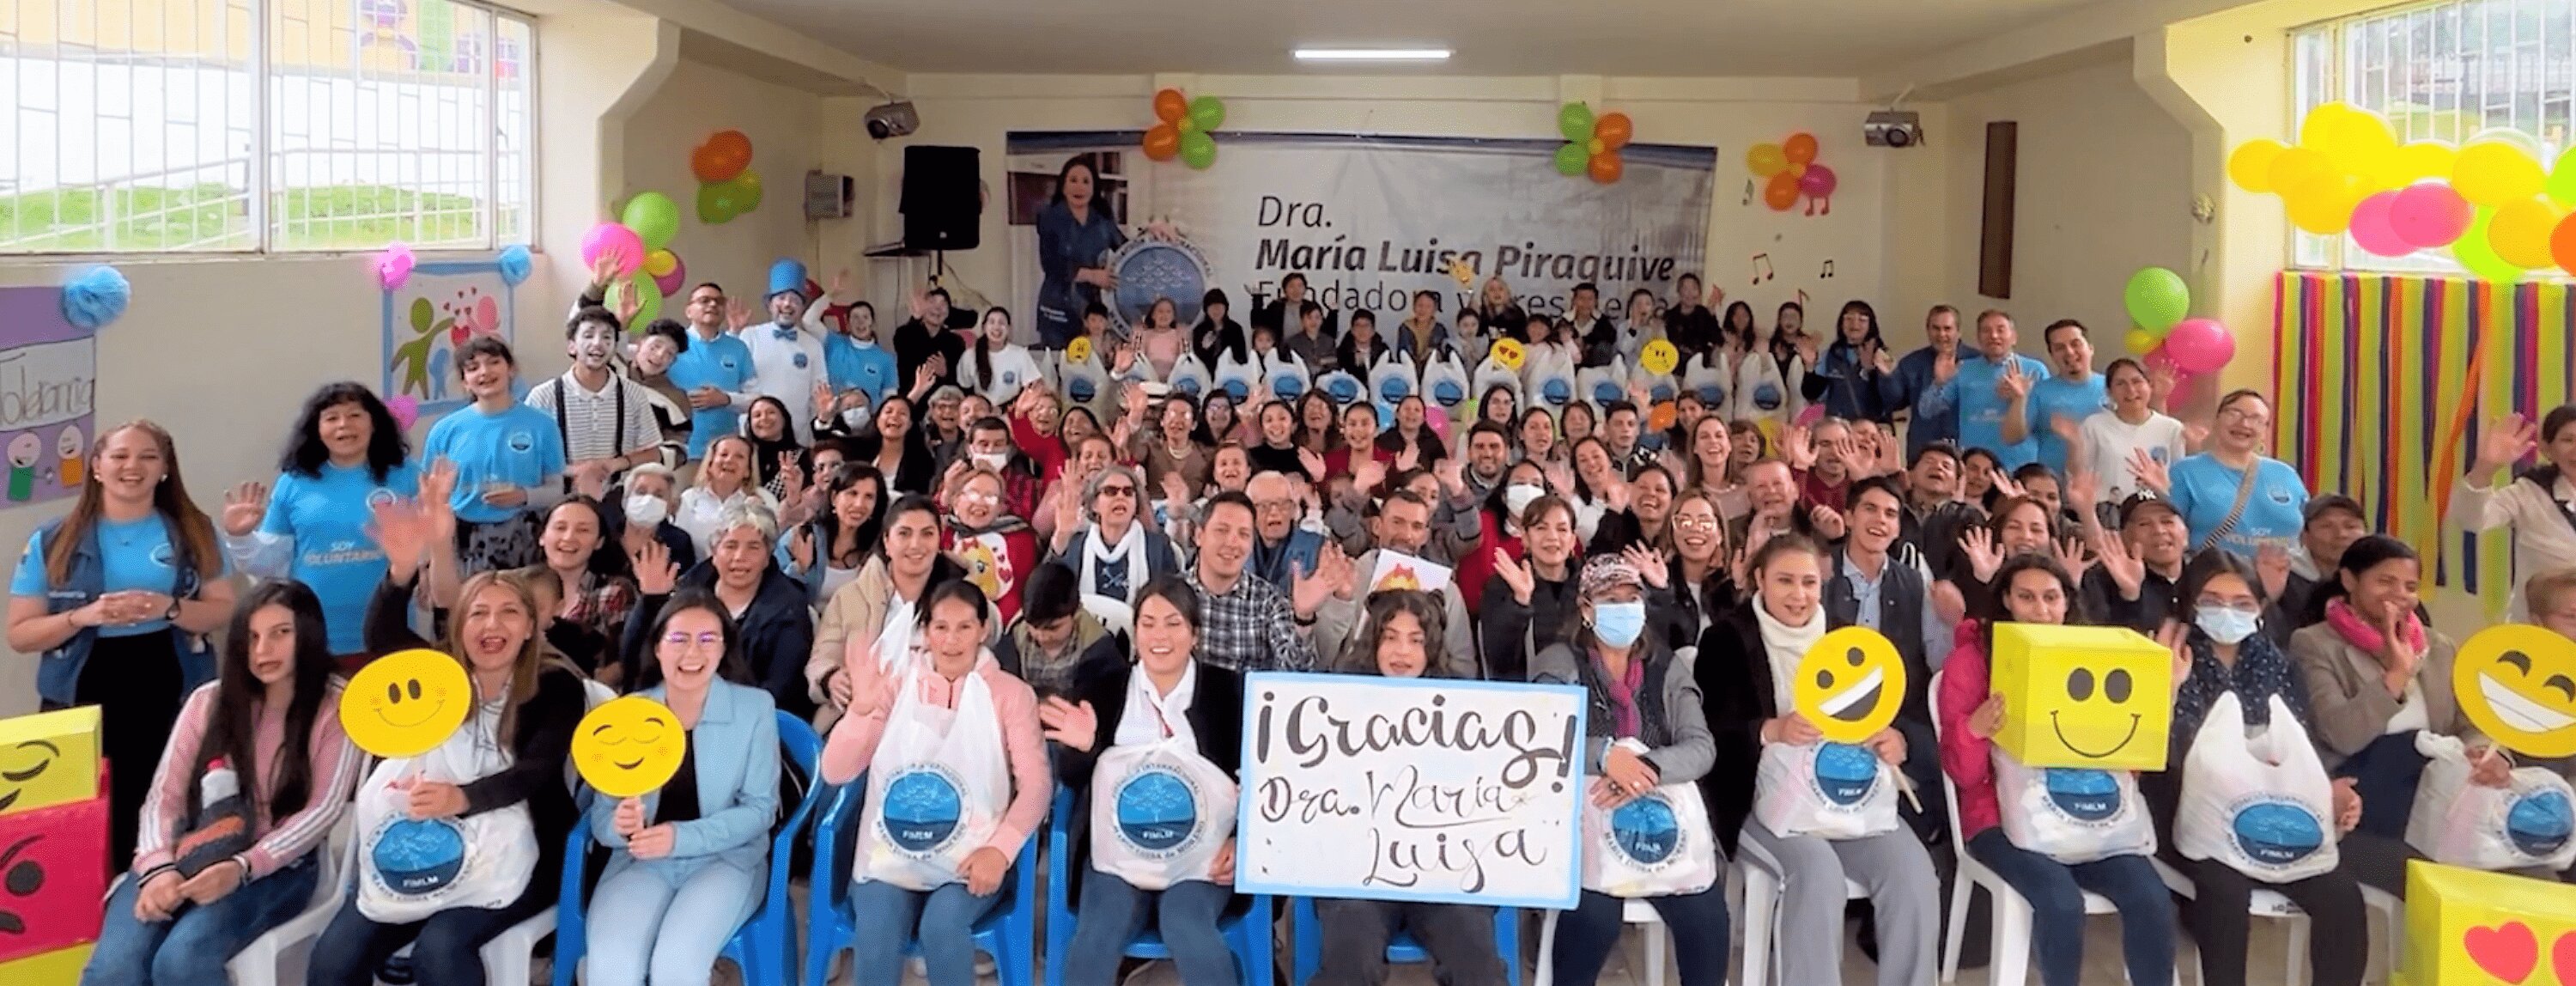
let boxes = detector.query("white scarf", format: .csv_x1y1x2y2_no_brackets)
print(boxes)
1752,599,1827,712
1078,520,1152,633
1115,660,1200,750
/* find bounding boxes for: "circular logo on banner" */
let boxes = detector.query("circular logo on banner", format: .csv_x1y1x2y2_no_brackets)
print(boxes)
1609,793,1682,867
1108,240,1214,333
1489,339,1527,371
2509,789,2576,856
2043,768,2123,822
2453,624,2576,758
881,767,967,856
1811,742,1880,806
372,817,467,895
1792,627,1907,744
1640,340,1680,375
1113,767,1201,856
2229,800,2326,866
1065,337,1094,365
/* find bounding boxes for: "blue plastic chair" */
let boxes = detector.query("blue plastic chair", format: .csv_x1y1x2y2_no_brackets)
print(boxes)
802,778,1038,986
552,711,825,986
1288,896,1521,986
1042,789,1273,986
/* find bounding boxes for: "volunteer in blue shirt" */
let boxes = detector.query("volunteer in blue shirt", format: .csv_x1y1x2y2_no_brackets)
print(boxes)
824,298,898,409
2003,319,2110,478
422,336,568,574
2136,389,2308,559
1881,305,1964,457
671,281,758,459
220,382,419,660
1920,309,2049,469
7,419,235,867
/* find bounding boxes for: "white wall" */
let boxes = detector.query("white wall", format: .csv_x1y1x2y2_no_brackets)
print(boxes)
622,58,826,307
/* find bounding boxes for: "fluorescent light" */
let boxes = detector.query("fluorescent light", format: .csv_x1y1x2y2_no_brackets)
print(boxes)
1295,47,1452,62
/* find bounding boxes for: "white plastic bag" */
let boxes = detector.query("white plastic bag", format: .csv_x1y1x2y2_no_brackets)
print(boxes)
1680,352,1729,410
856,663,1014,891
1369,350,1420,406
1579,740,1720,898
1420,344,1473,414
1059,348,1113,417
1166,353,1214,400
1263,350,1313,402
1752,740,1900,841
2176,693,2341,883
1313,370,1364,406
1523,345,1578,410
1576,357,1631,409
1992,748,2156,865
1213,348,1264,404
2406,732,2576,871
355,709,539,922
1089,737,1238,891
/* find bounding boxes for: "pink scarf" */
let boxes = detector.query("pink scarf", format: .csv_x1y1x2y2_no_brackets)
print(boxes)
2324,597,2426,655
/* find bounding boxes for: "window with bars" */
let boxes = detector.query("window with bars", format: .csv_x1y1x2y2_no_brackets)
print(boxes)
0,0,533,254
2293,0,2576,271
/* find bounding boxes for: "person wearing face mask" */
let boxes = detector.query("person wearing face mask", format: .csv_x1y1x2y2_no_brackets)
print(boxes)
1479,496,1584,682
945,416,1045,523
1453,460,1549,615
623,502,816,721
532,278,667,494
625,320,697,471
2451,405,2576,619
735,260,832,442
617,464,700,577
807,496,972,730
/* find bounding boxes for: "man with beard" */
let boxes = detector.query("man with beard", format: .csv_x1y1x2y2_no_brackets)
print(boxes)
738,259,832,441
531,282,665,494
1461,422,1514,503
1312,490,1479,679
2080,492,2190,635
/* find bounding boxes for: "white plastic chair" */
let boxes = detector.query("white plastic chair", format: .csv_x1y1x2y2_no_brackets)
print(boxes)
1736,856,1866,986
2361,885,2403,983
476,906,557,986
227,815,355,986
1533,898,1666,986
2154,857,2406,986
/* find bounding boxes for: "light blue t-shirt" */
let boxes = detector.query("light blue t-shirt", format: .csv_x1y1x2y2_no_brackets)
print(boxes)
1952,353,2050,470
12,515,225,637
667,331,756,459
422,403,568,525
2028,373,2109,478
826,334,900,407
2166,453,2309,559
264,461,421,654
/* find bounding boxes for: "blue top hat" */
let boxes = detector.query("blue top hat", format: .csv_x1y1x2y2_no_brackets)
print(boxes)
768,259,808,299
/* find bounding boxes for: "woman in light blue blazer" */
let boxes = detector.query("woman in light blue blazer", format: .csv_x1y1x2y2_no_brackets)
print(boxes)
585,588,781,986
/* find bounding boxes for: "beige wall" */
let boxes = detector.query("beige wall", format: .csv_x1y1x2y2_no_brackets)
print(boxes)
621,58,827,306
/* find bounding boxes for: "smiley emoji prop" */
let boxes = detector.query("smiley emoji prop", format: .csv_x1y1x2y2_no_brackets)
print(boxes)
2405,859,2576,985
0,708,99,817
572,696,687,798
0,792,109,963
1989,624,2172,770
1794,627,1905,744
341,649,472,758
2455,624,2576,759
1489,338,1526,372
1639,339,1680,377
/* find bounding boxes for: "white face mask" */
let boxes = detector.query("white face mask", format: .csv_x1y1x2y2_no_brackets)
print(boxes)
1503,483,1545,518
972,452,1010,472
623,494,670,529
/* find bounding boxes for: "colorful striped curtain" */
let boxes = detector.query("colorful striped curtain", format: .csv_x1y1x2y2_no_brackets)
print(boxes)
2272,271,2576,615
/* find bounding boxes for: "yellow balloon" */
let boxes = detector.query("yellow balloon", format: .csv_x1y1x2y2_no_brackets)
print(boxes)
2124,327,2159,355
1746,143,1788,178
2228,139,2287,192
2286,173,2364,234
2318,108,2398,174
2490,198,2563,269
2298,100,2362,149
341,649,472,758
2456,140,2548,205
2387,141,2459,185
572,696,689,798
2267,147,2334,198
644,249,678,278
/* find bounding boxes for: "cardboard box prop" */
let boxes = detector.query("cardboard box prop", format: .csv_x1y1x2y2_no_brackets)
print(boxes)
0,707,100,816
0,792,109,963
1989,623,2172,770
2406,859,2576,985
0,943,94,986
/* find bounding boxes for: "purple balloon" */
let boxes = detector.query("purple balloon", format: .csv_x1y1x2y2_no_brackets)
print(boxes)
2348,191,2413,258
653,253,687,296
1798,164,1838,199
2387,182,2472,249
580,222,646,277
2161,317,2235,375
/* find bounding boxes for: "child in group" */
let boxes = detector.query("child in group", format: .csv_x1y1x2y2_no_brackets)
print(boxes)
422,337,568,573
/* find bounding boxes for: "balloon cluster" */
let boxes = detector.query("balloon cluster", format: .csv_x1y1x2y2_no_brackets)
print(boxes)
2228,101,2576,283
583,189,690,327
1142,88,1225,170
690,130,763,224
1747,133,1836,215
2121,266,2234,380
1551,103,1633,184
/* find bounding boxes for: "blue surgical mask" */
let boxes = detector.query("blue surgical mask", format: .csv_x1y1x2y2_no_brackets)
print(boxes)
1591,600,1648,648
2195,607,2261,645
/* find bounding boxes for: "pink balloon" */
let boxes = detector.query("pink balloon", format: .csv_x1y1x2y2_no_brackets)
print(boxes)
1798,164,1838,199
2161,318,2236,375
580,222,647,277
2348,191,2413,258
653,253,688,296
375,243,415,291
386,394,421,431
473,295,501,337
2388,182,2472,249
1425,404,1453,445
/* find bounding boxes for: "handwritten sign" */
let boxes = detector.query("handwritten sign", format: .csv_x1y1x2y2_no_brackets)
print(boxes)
0,287,96,507
1236,673,1588,909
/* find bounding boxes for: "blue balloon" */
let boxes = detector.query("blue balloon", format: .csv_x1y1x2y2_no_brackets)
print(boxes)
496,245,533,286
61,265,130,331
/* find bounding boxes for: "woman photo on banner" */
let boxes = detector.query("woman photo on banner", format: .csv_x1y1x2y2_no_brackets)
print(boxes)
1034,155,1126,350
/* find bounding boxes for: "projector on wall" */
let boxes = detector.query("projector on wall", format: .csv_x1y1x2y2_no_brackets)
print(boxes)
1866,110,1923,148
865,101,919,140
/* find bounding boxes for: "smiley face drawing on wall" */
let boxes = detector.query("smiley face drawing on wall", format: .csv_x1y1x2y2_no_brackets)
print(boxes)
53,425,84,489
339,649,472,758
2455,624,2576,759
5,433,39,502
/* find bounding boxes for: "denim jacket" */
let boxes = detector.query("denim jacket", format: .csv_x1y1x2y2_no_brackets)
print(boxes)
31,515,216,705
587,679,781,877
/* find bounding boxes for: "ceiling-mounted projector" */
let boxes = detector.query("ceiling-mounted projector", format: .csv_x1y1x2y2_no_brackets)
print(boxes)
865,101,918,140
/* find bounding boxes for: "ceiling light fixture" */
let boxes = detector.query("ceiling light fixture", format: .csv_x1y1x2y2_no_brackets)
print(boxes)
1294,47,1452,62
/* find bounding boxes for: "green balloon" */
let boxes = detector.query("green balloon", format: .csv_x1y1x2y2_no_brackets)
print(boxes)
621,192,680,251
2122,267,2190,332
727,170,763,212
2454,207,2530,283
1558,102,1594,143
1554,143,1589,176
1188,95,1226,133
1180,131,1218,169
628,276,663,326
2549,149,2576,208
696,183,738,224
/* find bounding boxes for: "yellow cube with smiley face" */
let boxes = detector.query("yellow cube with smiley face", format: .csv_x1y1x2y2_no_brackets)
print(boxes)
0,707,99,818
2408,859,2576,985
1990,623,2172,771
0,943,93,986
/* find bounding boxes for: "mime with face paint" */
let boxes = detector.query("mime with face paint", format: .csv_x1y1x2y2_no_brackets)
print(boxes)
526,302,665,492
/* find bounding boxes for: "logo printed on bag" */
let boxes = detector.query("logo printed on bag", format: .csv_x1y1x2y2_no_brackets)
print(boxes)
1695,385,1726,405
1540,379,1573,405
1276,376,1307,399
1225,380,1252,401
1377,377,1406,403
1609,793,1684,868
370,817,467,895
1753,383,1783,410
1069,378,1099,402
1112,766,1202,857
881,766,967,856
2227,799,2326,866
1590,380,1624,404
1321,374,1361,403
2043,768,2123,822
1432,380,1466,405
1811,742,1880,806
2507,789,2576,856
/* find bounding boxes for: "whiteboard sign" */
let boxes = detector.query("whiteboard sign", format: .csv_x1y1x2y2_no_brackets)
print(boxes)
1236,673,1589,910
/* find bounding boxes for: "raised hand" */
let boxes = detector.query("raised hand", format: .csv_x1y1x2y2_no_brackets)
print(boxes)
1318,544,1359,600
1959,526,2004,583
2256,542,2293,602
1492,556,1536,606
788,526,816,572
614,283,644,326
1933,347,1959,385
1394,443,1420,473
1433,455,1466,496
827,268,852,301
1300,447,1329,483
588,252,622,289
726,299,755,332
1809,504,1846,540
2126,449,2172,495
2476,414,2542,475
632,539,679,596
1121,383,1149,422
1762,711,1824,746
1623,544,1670,588
221,481,270,538
1988,469,2026,502
1783,424,1818,472
368,500,435,577
1967,694,2006,740
1158,469,1192,512
1996,362,2032,402
1541,461,1575,497
2097,531,2145,600
2156,619,2192,694
811,381,837,423
2065,468,2100,513
1036,697,1100,753
1290,557,1336,618
2053,536,2097,580
1354,460,1389,496
1603,477,1632,513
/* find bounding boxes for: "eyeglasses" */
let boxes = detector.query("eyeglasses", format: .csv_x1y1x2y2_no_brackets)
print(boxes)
661,632,725,653
1097,485,1137,499
1672,514,1719,531
2196,596,2263,615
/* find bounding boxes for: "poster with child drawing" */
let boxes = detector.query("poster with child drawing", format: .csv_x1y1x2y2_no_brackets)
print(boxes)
383,260,516,420
0,287,97,508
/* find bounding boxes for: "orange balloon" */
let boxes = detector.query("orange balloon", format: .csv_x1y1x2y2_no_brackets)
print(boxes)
2552,211,2576,277
1783,132,1820,165
1153,88,1188,124
1141,124,1182,161
690,145,730,184
1595,113,1634,150
1765,171,1801,210
1589,152,1624,184
708,130,751,162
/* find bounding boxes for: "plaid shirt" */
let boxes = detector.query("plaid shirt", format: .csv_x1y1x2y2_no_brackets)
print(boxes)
562,571,639,641
1185,567,1319,673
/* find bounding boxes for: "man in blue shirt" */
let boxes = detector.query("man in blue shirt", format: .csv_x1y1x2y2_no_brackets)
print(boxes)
667,281,756,459
1917,309,2050,469
2005,319,2110,478
1880,306,1963,458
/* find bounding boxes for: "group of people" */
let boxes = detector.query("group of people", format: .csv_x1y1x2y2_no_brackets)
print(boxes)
36,245,2576,986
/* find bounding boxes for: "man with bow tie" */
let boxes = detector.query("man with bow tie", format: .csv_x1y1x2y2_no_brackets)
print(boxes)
738,258,832,442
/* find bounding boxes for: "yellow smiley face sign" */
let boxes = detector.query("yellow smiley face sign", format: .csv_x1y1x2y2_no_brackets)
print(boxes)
1065,337,1094,365
1794,627,1907,744
2454,624,2576,758
1640,339,1680,376
572,696,688,798
340,649,471,758
1489,338,1526,371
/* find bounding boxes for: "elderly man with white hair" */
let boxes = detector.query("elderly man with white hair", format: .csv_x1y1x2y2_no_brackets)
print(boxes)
1045,462,1181,635
1243,471,1326,592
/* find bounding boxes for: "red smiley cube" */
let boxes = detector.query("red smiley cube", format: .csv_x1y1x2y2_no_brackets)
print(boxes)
0,790,108,963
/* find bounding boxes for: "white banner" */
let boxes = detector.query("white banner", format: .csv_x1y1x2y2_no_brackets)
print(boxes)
1235,672,1589,909
1005,132,1716,338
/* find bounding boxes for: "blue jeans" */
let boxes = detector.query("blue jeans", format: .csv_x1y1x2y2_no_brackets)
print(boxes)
848,879,1001,986
1967,829,2176,986
584,856,765,986
1549,887,1730,986
1060,869,1235,986
305,877,555,986
82,856,320,986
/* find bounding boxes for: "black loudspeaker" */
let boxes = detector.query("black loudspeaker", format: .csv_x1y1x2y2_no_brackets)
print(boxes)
901,145,981,252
